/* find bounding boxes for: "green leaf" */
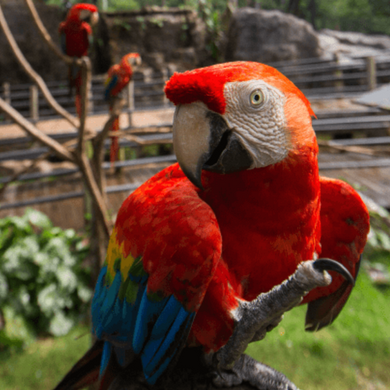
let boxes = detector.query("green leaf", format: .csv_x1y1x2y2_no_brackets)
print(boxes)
0,272,9,301
56,266,77,291
0,209,91,342
37,284,59,315
2,306,35,344
24,208,52,230
48,311,74,337
77,285,92,303
377,231,390,251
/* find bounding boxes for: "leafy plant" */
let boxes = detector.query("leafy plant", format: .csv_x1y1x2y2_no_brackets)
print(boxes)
0,209,91,349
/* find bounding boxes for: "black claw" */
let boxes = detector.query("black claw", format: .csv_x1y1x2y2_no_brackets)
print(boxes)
313,258,355,286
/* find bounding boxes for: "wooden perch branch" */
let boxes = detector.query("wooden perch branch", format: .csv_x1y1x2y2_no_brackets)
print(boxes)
67,56,111,237
94,98,125,161
24,0,81,66
0,98,75,162
78,57,92,152
0,5,79,128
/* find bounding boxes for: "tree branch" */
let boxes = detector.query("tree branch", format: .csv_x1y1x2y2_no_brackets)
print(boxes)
0,97,75,162
24,0,82,67
70,56,111,237
77,153,111,236
78,57,92,153
94,98,125,164
0,137,77,198
0,5,79,128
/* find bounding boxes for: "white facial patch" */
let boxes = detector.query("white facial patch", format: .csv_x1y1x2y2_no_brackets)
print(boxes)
223,80,288,169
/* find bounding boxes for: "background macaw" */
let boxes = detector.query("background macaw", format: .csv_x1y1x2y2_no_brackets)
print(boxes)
104,53,142,164
59,3,98,118
54,62,369,390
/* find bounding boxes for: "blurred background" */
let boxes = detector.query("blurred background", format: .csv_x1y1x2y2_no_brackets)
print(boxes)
0,0,389,389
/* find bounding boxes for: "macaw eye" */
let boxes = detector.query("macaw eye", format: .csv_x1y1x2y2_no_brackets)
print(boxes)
250,90,264,106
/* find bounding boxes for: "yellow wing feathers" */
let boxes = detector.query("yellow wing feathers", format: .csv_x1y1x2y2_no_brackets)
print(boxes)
106,228,136,283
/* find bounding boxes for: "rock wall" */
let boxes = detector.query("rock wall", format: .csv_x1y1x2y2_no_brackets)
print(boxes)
0,3,207,86
224,8,321,63
0,0,67,85
104,7,207,72
1,1,390,86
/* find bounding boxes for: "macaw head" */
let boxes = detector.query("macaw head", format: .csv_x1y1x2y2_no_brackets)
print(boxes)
165,61,316,189
67,3,99,25
121,53,142,69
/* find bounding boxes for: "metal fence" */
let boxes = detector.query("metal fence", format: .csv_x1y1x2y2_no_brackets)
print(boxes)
1,55,390,212
2,54,390,122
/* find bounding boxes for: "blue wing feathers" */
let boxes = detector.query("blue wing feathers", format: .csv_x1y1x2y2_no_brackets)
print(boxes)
132,288,169,354
142,307,194,375
99,341,112,378
92,258,196,384
144,313,195,384
150,296,183,340
104,75,118,101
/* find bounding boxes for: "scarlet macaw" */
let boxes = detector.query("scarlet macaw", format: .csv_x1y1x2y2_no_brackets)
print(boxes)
104,53,142,163
54,62,369,390
59,3,98,118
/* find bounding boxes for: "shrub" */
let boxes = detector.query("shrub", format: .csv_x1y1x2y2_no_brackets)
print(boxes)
0,209,91,349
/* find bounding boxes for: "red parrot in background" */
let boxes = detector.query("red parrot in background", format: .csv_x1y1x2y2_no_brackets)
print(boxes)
104,53,142,163
59,3,98,118
54,62,369,390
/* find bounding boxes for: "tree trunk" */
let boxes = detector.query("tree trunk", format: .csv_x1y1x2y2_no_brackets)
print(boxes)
287,0,301,16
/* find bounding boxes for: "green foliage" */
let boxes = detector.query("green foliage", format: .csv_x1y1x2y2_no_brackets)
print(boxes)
247,270,390,389
0,209,91,348
0,325,91,390
365,206,390,261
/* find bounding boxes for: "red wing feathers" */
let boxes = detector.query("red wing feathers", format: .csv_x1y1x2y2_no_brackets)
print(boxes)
303,177,370,331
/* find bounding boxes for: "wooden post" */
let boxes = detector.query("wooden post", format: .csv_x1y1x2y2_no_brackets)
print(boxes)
30,85,39,121
127,80,134,128
3,82,10,104
88,78,94,113
2,82,11,120
366,56,377,91
162,68,170,107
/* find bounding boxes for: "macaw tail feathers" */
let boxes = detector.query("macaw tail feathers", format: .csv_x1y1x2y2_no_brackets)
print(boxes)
110,118,120,164
53,340,103,390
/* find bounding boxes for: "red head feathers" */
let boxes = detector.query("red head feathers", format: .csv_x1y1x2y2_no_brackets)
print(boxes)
165,61,315,117
66,3,98,23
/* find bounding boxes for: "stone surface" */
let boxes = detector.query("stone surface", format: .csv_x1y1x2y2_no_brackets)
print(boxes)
104,8,207,71
0,4,207,85
318,29,390,62
0,0,67,85
224,8,321,63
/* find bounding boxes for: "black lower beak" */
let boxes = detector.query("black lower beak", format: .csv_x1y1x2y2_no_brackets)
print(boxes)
203,113,253,175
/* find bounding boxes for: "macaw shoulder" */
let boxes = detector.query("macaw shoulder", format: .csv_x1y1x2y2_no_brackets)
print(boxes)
81,21,93,35
109,163,222,311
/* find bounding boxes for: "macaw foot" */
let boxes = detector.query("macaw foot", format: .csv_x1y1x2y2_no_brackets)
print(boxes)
212,354,299,390
213,259,354,372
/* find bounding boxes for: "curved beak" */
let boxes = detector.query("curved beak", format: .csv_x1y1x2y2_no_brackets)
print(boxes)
90,12,99,26
172,102,252,189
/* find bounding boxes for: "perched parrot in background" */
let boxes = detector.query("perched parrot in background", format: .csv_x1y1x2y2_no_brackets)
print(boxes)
54,62,370,390
104,53,142,164
59,3,99,118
